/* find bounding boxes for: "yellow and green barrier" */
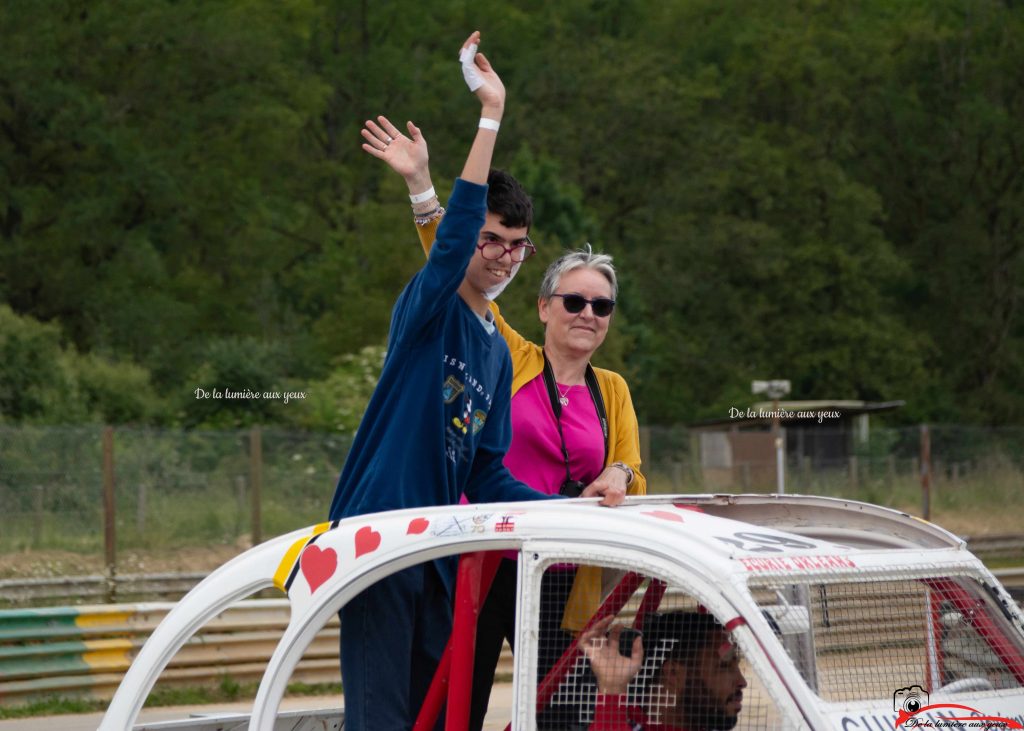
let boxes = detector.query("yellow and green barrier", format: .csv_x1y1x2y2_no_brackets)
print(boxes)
0,601,340,704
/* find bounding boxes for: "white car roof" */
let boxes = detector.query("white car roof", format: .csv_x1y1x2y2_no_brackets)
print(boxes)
101,494,1016,731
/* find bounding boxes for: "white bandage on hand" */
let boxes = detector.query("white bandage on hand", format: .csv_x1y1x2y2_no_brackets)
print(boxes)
459,43,484,92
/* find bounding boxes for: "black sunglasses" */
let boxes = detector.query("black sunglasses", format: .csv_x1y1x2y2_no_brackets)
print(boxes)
550,293,616,317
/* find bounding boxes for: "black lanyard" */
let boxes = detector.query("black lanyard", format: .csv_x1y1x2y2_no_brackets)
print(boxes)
541,353,609,487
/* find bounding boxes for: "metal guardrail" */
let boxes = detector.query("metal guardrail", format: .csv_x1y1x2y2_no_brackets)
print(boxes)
994,567,1024,600
0,597,513,706
2,536,1022,608
0,600,341,704
0,538,1020,706
962,534,1024,561
0,572,209,606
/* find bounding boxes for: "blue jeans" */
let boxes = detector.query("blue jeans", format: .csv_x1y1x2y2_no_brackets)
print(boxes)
340,562,451,731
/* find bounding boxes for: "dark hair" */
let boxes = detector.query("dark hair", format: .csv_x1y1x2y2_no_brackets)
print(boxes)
642,611,725,667
486,169,533,230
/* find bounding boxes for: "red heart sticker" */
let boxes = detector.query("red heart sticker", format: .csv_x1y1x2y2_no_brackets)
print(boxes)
407,517,430,535
354,525,382,558
300,545,338,595
644,510,684,523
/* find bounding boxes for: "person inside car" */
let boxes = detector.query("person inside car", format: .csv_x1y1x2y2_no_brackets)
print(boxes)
582,612,747,731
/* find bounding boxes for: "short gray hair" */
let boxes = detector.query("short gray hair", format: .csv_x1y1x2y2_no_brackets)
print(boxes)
538,244,618,300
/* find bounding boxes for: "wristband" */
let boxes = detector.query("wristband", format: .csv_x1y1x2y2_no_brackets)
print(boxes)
479,118,500,132
409,186,436,205
414,206,445,226
611,462,634,485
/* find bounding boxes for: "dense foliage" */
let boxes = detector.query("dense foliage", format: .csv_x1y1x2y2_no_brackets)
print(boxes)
2,0,1022,428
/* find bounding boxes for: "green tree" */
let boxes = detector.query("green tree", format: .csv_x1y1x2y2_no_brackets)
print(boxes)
0,0,329,386
0,306,80,422
0,305,162,423
849,1,1024,423
2,0,1023,428
181,337,289,428
287,344,386,435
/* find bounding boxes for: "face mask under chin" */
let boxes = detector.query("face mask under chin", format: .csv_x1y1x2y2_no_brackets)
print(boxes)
481,261,521,301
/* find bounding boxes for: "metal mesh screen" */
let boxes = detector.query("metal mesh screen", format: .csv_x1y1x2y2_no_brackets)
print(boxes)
749,573,1024,705
534,564,787,730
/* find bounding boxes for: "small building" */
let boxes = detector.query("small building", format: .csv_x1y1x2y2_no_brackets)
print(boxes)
689,400,904,490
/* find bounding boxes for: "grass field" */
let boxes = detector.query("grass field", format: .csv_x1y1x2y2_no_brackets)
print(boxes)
0,466,1020,581
1,477,1019,603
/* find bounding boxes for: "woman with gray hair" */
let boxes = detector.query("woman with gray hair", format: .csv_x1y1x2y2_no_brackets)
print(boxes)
362,114,645,730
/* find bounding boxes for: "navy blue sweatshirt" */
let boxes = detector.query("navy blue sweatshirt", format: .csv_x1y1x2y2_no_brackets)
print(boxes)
329,179,549,529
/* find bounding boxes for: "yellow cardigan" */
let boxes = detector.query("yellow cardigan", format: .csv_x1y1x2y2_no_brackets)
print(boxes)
417,217,646,630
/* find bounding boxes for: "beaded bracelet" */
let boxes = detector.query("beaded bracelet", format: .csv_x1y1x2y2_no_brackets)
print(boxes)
414,206,445,226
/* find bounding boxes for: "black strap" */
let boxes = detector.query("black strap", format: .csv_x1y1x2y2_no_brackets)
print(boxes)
541,354,610,485
584,363,610,458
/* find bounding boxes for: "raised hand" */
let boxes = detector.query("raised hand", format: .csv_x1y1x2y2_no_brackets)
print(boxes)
361,115,430,188
581,616,644,694
459,31,505,115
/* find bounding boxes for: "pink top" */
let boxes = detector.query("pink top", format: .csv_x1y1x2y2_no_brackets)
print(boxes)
460,374,605,562
504,374,605,493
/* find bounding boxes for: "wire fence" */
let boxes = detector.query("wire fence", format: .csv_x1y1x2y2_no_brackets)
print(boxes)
1,423,1022,560
642,423,1024,521
0,426,349,555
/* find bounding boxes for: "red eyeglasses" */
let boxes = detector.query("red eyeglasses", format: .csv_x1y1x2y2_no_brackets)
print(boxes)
476,234,536,263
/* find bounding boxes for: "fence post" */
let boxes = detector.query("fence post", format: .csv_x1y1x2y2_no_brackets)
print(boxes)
671,461,683,491
848,456,858,490
250,426,263,546
33,485,44,547
136,482,147,534
235,475,247,536
103,426,117,602
920,424,931,521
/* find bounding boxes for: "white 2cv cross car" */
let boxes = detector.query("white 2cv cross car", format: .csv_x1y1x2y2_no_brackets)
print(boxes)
101,494,1024,730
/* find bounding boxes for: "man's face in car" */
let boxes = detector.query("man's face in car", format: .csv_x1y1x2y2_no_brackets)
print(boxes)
663,630,747,730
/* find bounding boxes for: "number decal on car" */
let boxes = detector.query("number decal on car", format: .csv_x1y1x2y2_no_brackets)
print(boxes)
715,532,819,553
